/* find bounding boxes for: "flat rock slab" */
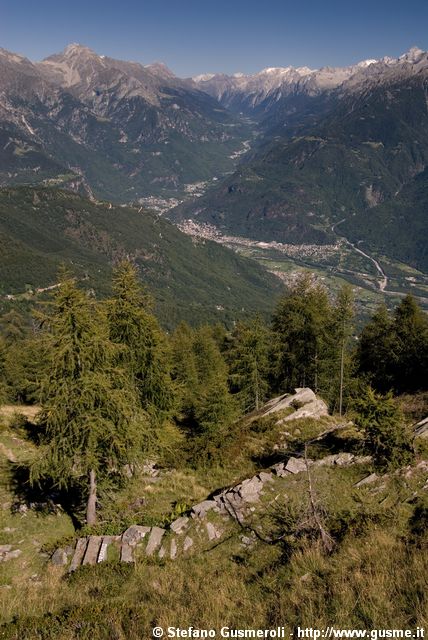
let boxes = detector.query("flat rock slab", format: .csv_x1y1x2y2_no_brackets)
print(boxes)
122,525,151,546
355,473,378,487
206,522,221,541
69,538,88,572
258,472,274,483
191,500,217,519
1,549,22,562
82,536,103,566
121,542,134,563
183,536,193,552
258,388,317,419
145,527,165,556
170,516,189,534
280,398,328,423
285,457,307,474
272,462,289,477
97,536,119,563
170,538,178,559
51,548,68,566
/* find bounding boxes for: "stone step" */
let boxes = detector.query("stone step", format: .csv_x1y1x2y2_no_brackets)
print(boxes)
69,537,88,572
120,541,135,563
97,536,119,563
82,536,103,566
145,526,165,556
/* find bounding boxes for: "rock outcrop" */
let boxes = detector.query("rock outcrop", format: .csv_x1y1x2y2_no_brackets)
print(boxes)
251,388,329,424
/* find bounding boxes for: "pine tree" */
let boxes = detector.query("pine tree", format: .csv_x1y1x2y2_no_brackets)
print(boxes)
32,273,144,525
106,260,175,422
393,295,428,393
171,324,238,459
357,296,428,394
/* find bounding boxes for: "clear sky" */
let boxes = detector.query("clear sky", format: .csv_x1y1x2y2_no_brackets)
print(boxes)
1,0,428,77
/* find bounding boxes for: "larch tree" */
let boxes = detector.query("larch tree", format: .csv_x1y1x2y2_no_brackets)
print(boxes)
106,260,175,424
228,316,270,413
271,273,331,394
32,273,144,525
331,285,355,416
171,323,238,459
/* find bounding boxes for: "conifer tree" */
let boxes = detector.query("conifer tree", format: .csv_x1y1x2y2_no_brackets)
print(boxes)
171,324,237,458
357,297,428,394
32,273,144,525
330,285,355,415
228,316,270,412
271,273,331,394
393,294,428,393
106,260,175,422
353,387,413,470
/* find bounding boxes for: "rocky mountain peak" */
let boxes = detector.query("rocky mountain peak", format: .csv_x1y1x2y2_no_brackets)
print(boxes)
400,46,425,63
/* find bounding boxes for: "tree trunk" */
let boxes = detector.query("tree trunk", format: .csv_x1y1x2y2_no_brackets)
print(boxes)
86,468,97,526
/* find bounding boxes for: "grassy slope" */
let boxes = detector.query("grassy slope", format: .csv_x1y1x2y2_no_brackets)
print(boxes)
0,187,283,328
0,402,426,636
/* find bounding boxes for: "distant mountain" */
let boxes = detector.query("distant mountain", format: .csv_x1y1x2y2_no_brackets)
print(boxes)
191,48,425,121
173,48,428,270
0,45,249,201
0,187,283,327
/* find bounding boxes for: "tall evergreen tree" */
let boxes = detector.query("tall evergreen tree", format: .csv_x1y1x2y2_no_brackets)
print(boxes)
271,273,331,394
357,296,428,394
32,273,144,525
106,260,175,422
356,304,396,393
353,387,413,470
330,285,355,415
171,323,238,458
228,316,270,412
393,294,428,392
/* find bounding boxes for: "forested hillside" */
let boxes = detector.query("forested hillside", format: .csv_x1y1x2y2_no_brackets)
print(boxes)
0,187,283,327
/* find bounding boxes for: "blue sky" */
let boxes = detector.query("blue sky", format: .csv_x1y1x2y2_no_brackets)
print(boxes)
1,0,428,76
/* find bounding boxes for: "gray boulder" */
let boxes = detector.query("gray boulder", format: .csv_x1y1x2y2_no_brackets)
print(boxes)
51,548,68,566
191,500,217,519
183,536,193,551
355,473,378,487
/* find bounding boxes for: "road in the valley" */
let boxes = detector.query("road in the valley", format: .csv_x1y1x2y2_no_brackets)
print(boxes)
331,219,397,294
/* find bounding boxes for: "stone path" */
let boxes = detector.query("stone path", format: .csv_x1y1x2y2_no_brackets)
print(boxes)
58,450,372,571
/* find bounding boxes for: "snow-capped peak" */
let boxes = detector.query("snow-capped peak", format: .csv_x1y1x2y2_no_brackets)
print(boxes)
193,73,216,82
399,46,425,62
356,59,378,68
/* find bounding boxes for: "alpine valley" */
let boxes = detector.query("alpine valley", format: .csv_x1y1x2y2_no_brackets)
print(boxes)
1,43,428,317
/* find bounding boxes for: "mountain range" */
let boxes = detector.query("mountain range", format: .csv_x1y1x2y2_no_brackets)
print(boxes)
0,44,249,202
175,47,428,272
0,43,427,312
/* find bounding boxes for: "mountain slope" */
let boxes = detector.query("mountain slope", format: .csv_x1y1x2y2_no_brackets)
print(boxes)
0,187,283,327
342,166,428,271
0,45,249,201
172,51,428,268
